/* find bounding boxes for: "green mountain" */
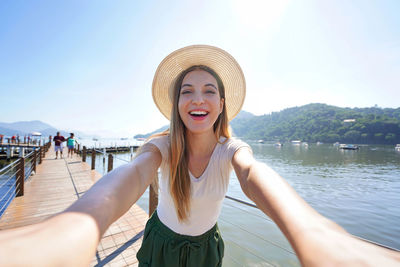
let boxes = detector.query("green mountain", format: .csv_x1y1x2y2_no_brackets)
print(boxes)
230,103,400,144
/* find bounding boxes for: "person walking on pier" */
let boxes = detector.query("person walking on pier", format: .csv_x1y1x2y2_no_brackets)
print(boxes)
66,133,77,158
0,45,399,267
53,132,65,159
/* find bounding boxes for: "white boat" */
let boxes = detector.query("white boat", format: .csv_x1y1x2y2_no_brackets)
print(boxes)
395,144,400,151
31,132,42,136
339,144,359,150
291,140,301,146
333,142,340,147
274,142,282,147
257,140,265,144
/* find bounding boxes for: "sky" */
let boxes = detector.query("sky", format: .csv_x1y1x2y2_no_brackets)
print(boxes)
1,0,399,137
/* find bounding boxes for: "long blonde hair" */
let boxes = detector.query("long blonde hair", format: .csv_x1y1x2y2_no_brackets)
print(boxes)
168,65,231,221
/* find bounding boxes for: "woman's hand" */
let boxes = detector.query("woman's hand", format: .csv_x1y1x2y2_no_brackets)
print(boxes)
232,148,400,266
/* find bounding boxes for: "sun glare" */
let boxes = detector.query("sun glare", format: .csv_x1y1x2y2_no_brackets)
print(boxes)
233,0,290,31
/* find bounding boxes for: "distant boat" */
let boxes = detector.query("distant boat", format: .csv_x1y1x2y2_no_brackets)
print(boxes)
257,140,265,144
120,138,128,140
274,142,282,147
302,142,309,147
333,142,340,147
291,140,301,146
339,144,359,150
316,141,323,145
92,138,99,141
395,144,400,151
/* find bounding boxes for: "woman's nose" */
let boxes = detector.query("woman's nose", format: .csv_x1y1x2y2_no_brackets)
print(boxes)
191,92,204,104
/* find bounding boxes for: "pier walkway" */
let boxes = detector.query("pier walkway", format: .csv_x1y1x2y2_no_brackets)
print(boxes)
0,147,147,266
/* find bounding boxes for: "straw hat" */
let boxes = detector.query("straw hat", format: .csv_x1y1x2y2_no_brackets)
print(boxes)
152,45,246,121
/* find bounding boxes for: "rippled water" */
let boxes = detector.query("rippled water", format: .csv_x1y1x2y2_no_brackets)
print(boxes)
85,141,400,266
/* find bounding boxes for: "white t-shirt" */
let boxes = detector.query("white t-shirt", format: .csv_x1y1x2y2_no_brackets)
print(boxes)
148,135,251,236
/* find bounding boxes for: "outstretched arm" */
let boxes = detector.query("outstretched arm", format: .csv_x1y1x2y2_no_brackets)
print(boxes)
0,143,161,267
232,148,400,266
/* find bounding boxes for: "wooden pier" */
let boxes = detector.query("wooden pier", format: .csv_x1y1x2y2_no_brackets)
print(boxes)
0,146,148,266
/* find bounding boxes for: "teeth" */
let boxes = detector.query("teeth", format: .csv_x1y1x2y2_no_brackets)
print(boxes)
190,111,207,115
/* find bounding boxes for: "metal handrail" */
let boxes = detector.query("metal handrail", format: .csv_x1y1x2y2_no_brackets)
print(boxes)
0,159,20,174
25,164,34,181
224,195,400,252
0,171,17,189
25,150,34,158
0,179,17,204
0,164,19,181
0,191,16,214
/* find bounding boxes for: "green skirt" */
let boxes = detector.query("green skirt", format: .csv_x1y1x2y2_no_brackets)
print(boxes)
137,211,224,267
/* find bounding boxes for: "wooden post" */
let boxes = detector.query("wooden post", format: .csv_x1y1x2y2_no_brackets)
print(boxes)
149,178,158,217
107,154,113,172
77,144,80,155
16,157,25,197
82,146,87,162
130,146,134,161
41,145,45,159
18,147,25,158
6,146,11,161
33,149,37,173
91,149,96,170
39,147,42,164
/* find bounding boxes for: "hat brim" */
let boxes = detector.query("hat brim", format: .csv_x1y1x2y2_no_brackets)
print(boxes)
152,45,246,121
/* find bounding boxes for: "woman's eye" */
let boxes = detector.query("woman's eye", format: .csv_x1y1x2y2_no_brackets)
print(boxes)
206,90,216,94
181,90,191,95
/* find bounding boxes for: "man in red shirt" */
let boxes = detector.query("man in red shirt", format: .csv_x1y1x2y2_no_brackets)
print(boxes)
53,132,66,159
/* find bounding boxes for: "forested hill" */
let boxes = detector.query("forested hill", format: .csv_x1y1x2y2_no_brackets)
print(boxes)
230,104,400,144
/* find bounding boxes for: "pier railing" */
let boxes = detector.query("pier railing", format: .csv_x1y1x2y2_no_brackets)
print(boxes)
0,141,51,217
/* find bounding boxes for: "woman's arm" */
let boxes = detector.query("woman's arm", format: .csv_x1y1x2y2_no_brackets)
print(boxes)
0,143,161,267
232,148,400,266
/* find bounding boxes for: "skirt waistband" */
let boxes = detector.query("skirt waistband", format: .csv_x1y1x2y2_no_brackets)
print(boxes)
149,210,220,243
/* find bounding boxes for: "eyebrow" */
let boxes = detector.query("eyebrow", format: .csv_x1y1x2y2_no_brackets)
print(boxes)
181,83,218,90
205,83,218,90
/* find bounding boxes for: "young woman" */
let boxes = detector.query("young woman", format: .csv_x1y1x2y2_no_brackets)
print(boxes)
66,133,77,158
0,45,399,267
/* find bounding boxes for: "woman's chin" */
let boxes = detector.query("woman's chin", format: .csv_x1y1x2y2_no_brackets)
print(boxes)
184,125,215,135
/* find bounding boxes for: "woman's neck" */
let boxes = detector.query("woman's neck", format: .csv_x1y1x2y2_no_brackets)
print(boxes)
185,130,217,157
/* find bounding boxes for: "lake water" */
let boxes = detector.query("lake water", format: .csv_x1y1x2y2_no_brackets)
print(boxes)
84,140,400,266
1,139,399,266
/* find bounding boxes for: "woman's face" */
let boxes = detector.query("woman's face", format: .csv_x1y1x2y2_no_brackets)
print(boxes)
178,69,224,135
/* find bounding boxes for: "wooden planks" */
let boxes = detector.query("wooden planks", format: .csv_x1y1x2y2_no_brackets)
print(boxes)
0,147,147,267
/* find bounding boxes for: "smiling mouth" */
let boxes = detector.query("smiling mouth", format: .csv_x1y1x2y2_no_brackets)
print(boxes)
189,110,209,118
189,111,208,116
